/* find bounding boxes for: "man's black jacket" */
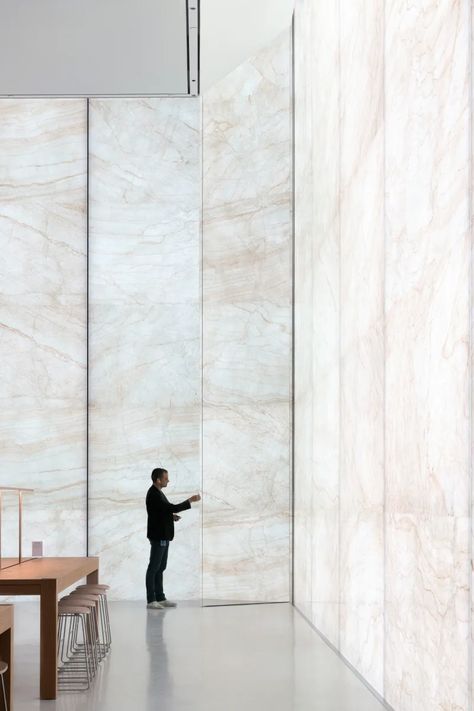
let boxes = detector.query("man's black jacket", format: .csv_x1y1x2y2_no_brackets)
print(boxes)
146,485,191,541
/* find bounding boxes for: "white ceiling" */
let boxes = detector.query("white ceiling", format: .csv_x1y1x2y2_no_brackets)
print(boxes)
0,0,294,97
200,0,295,91
0,0,190,96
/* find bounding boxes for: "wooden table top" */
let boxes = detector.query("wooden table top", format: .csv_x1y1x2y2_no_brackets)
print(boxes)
0,557,99,593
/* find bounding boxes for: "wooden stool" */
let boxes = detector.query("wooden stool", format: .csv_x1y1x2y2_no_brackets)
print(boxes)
65,593,103,664
75,584,111,654
57,602,94,690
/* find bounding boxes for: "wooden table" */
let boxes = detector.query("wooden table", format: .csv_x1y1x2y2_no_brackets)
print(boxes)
0,557,99,700
0,606,13,711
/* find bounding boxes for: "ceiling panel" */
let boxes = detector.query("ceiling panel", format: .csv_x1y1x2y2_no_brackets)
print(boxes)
0,0,194,96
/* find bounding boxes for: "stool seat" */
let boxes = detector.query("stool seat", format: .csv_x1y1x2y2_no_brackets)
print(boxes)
64,599,96,609
58,604,91,614
66,595,100,605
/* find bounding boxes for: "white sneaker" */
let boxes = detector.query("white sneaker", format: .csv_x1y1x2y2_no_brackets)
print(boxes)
160,600,177,608
146,601,164,609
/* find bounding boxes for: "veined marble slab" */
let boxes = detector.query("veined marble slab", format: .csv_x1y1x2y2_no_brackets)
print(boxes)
294,1,471,708
472,5,474,707
0,99,87,557
385,0,471,708
339,0,384,694
292,0,315,623
88,99,201,601
293,0,340,646
202,32,292,602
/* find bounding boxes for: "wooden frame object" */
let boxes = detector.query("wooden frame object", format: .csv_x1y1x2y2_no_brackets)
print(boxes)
0,487,34,570
0,606,13,711
0,557,99,700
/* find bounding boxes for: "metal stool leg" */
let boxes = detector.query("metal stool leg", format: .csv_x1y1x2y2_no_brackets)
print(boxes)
0,670,7,711
76,585,112,653
57,606,93,691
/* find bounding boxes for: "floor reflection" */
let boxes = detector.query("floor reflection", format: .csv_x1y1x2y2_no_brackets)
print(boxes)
12,602,388,711
146,609,172,709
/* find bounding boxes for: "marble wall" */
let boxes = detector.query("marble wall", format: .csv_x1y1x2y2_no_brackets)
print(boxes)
201,31,292,602
0,98,201,599
293,0,340,642
0,99,87,558
385,2,470,709
339,0,385,694
88,98,201,601
293,0,471,709
0,59,292,602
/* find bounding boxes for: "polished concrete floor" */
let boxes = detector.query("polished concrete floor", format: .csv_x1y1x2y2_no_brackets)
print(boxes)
14,602,388,711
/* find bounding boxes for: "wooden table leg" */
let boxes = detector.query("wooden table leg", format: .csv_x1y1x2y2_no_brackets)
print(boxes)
87,567,100,643
40,579,57,700
87,565,99,585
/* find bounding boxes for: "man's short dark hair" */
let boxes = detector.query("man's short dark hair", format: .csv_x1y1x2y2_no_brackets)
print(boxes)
151,468,168,483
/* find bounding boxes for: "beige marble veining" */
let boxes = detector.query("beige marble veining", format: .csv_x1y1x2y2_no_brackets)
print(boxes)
293,0,313,620
307,0,341,646
386,514,470,711
339,0,385,694
88,98,201,601
384,0,470,708
472,4,474,708
292,0,315,627
0,99,87,558
294,0,471,708
293,0,340,647
202,32,292,602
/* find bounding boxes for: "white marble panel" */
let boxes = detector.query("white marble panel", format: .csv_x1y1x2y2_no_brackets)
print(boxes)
385,514,470,711
0,99,87,557
293,0,340,645
202,32,292,602
88,99,201,601
292,0,315,622
385,1,471,708
339,0,384,694
472,5,474,707
202,403,290,601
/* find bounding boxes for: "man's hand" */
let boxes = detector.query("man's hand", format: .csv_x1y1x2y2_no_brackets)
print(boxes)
173,514,181,522
188,493,201,503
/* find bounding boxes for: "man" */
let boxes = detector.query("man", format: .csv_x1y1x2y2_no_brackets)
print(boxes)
145,467,201,609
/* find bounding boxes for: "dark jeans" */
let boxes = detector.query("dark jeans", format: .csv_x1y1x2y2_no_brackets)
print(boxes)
146,540,169,603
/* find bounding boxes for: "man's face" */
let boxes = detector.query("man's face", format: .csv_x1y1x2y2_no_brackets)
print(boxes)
160,471,169,487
